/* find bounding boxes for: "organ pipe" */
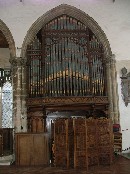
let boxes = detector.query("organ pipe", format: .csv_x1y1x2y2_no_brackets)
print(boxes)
27,15,105,98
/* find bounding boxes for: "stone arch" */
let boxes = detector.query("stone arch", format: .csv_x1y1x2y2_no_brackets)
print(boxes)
20,4,119,130
0,19,15,130
0,19,16,58
21,4,112,59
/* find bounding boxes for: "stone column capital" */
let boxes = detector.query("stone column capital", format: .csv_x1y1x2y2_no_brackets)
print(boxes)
110,54,116,65
10,57,27,67
105,54,116,66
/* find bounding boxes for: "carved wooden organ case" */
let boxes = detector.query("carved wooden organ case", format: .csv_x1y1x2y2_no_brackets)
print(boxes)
26,15,109,133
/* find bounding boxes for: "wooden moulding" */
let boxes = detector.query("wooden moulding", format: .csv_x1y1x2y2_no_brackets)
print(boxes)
26,96,109,107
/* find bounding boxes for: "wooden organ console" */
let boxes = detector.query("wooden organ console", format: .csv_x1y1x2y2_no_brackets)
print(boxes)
25,14,113,167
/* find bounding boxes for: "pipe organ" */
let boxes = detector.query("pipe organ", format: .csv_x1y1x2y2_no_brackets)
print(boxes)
26,15,109,133
27,15,106,98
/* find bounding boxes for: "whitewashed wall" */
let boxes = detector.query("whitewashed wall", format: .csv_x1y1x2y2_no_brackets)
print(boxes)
0,0,130,151
117,61,130,152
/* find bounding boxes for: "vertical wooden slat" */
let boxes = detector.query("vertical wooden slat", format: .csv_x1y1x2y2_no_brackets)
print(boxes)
85,119,88,171
73,119,76,168
66,119,69,168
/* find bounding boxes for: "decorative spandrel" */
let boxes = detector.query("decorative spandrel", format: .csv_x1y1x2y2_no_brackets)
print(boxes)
120,67,130,106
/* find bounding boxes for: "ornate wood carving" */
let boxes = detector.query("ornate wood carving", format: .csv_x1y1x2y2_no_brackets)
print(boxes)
52,118,113,168
26,96,109,106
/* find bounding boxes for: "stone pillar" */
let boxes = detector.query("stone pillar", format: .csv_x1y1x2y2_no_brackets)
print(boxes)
106,56,114,121
0,87,2,128
110,55,120,124
11,57,27,133
21,58,27,132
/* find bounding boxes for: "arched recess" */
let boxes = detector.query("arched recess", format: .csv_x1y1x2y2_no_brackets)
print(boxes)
0,19,16,58
20,4,119,133
21,4,111,58
0,19,15,129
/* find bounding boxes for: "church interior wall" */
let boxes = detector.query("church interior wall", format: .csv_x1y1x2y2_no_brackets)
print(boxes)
116,60,130,152
0,0,130,152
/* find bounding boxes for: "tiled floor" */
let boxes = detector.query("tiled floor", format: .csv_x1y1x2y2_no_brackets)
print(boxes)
0,155,130,174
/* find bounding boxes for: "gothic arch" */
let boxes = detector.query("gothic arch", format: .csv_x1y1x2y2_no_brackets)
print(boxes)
21,4,112,59
19,4,119,132
0,19,15,130
0,19,16,58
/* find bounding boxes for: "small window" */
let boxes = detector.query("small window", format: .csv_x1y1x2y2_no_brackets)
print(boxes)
2,81,13,128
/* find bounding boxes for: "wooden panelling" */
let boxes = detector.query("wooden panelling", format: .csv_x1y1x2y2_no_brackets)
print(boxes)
53,119,68,168
0,133,3,156
86,119,99,166
114,132,122,152
0,128,13,156
15,133,49,166
73,118,87,169
53,118,114,169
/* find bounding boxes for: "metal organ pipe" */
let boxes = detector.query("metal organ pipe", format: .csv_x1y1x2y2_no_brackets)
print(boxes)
27,15,105,98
